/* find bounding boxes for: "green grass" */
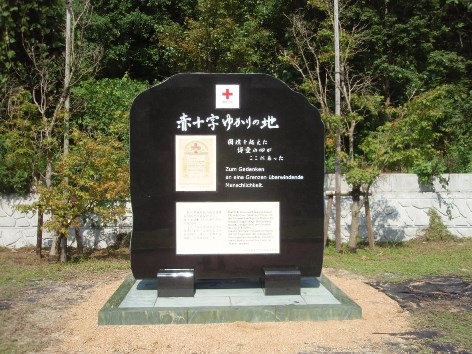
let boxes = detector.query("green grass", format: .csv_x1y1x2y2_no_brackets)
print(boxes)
0,247,130,299
324,239,472,352
412,308,472,352
323,239,472,281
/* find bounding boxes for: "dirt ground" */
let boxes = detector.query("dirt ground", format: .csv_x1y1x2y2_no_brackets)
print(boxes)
11,268,413,354
7,266,470,353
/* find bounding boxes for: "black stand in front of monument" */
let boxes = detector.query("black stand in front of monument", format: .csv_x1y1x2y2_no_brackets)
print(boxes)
263,267,301,295
157,269,195,297
156,267,301,297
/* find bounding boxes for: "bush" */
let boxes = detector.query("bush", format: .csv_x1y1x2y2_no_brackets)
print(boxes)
421,208,457,242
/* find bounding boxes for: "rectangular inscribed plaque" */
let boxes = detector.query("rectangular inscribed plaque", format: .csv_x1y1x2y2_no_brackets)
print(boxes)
176,202,280,255
175,135,216,191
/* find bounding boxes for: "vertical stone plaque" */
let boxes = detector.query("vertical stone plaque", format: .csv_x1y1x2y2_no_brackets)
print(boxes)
130,73,324,280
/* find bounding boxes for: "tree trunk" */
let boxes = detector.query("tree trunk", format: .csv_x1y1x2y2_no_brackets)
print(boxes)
324,195,334,247
74,223,83,256
335,132,342,252
348,186,361,252
348,121,355,161
384,78,391,107
364,185,375,250
36,206,43,258
49,233,61,262
45,160,60,262
60,233,67,263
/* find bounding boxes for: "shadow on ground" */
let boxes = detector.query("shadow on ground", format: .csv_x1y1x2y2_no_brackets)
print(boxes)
370,276,472,353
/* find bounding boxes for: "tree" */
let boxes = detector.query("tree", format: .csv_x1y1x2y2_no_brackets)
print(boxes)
20,0,101,260
1,2,64,199
362,84,472,180
71,76,148,141
19,129,130,258
1,3,144,259
1,0,65,196
0,89,40,195
84,0,184,80
349,0,471,107
282,5,342,249
284,0,380,251
0,0,64,86
156,0,286,74
68,76,147,253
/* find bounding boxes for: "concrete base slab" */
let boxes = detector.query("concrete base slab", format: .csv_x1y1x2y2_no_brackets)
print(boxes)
98,273,361,325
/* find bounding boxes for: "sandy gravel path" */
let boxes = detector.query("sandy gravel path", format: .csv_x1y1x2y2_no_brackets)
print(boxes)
49,269,411,353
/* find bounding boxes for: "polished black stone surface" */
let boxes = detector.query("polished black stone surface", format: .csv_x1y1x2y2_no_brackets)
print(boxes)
263,267,301,295
157,269,195,297
130,73,324,280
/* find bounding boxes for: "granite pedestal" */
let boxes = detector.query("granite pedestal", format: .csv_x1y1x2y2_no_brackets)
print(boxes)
98,273,361,325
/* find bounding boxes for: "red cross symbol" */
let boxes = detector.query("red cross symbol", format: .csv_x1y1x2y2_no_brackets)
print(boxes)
222,88,233,100
191,143,201,153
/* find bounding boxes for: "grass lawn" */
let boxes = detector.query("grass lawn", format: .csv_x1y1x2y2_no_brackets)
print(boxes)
0,247,130,300
324,239,472,352
323,239,472,281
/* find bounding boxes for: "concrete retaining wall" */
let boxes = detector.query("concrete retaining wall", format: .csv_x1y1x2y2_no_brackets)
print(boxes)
1,174,471,248
0,195,132,249
325,173,472,242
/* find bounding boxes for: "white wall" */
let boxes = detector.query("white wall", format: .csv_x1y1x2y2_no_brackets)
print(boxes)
0,194,40,248
324,173,472,242
0,195,132,249
1,174,471,248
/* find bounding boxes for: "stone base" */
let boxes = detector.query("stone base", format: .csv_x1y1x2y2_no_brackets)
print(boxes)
98,273,361,325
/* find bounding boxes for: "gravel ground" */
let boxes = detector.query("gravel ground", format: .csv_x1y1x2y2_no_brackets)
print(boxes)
42,268,413,353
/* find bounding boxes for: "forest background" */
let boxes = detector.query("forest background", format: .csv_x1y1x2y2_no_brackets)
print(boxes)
1,0,471,259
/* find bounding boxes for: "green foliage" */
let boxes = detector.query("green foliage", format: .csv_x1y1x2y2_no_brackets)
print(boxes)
348,0,471,107
362,84,472,178
425,50,468,87
447,0,472,11
420,209,457,242
0,0,471,195
282,6,335,116
440,86,472,173
0,138,31,194
86,0,196,80
0,89,43,194
156,0,286,74
345,161,379,189
19,129,130,235
0,0,63,84
72,76,147,140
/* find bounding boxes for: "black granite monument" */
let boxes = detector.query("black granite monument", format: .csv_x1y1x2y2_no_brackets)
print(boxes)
130,73,324,295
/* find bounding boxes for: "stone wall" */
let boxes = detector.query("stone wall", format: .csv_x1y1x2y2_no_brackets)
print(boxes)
0,195,40,248
1,174,471,248
0,195,132,249
325,173,472,242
